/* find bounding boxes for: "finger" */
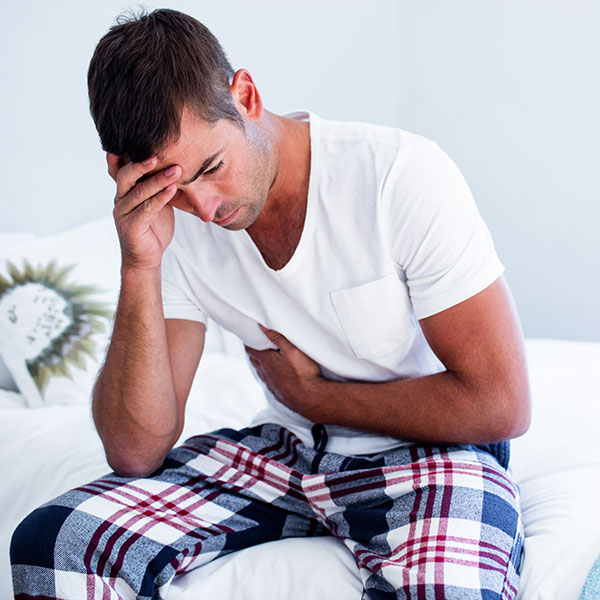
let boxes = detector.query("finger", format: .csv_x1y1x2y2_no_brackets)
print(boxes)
259,325,295,353
118,182,178,224
247,355,262,374
246,347,280,361
115,156,160,199
106,153,121,181
116,165,182,213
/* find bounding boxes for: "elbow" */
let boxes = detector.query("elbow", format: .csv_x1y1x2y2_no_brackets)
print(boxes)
501,410,531,441
106,451,166,479
512,395,532,438
459,367,532,443
491,385,532,441
96,431,170,478
100,432,176,478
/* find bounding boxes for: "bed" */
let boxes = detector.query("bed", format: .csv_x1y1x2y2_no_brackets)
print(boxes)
1,217,599,599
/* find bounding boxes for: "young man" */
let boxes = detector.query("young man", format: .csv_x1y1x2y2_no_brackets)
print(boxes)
11,8,530,599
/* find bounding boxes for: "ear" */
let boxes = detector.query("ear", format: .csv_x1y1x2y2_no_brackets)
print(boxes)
230,69,263,120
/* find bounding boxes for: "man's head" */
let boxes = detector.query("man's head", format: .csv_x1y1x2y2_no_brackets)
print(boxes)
88,8,243,163
89,8,280,231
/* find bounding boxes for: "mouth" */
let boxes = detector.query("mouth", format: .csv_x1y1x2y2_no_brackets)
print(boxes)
213,207,240,227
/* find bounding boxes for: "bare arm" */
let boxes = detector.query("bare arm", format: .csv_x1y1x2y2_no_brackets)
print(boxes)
93,279,205,477
93,154,205,477
246,276,531,444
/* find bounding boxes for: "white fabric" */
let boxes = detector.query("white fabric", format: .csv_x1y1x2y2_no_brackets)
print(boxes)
1,338,599,600
511,339,600,599
161,110,504,455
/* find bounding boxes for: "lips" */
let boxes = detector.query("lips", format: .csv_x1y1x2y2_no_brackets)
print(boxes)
213,207,240,226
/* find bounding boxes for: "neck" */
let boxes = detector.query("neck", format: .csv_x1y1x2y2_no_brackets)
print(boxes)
247,111,311,238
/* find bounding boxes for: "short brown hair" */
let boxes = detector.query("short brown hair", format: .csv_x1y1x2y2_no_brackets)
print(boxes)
88,8,243,162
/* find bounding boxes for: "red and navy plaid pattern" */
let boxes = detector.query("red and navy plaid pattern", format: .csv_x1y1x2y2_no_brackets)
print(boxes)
11,424,523,599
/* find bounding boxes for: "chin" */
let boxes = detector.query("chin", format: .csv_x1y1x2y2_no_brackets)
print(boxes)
233,205,263,231
222,221,246,231
219,209,249,231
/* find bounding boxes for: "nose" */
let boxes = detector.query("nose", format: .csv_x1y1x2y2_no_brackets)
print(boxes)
185,187,222,223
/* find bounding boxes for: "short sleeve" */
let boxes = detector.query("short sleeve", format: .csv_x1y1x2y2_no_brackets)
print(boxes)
383,139,504,320
161,240,208,324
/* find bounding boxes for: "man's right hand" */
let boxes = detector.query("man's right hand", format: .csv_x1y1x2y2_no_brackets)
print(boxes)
107,154,182,272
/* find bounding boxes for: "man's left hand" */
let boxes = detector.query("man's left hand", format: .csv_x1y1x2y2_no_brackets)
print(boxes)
245,326,323,420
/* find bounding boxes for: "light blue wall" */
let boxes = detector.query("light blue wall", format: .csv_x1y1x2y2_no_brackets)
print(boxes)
1,1,598,341
393,1,600,343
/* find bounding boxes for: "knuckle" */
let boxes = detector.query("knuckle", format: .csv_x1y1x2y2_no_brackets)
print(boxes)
132,182,147,202
162,183,177,198
143,198,156,214
115,167,125,185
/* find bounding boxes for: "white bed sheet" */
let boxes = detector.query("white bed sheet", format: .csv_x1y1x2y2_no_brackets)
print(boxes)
1,338,599,599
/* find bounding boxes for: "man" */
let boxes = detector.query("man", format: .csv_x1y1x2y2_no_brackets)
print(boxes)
11,8,530,599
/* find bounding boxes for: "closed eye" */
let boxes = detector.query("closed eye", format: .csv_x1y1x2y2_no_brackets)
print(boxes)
204,161,223,176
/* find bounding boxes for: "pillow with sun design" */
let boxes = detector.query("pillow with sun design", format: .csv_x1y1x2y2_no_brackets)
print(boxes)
0,219,120,407
0,260,113,407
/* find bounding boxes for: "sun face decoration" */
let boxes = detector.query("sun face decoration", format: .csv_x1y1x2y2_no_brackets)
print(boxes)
0,259,113,404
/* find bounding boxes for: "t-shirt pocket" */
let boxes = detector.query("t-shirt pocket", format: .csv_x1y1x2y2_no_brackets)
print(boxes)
330,273,414,360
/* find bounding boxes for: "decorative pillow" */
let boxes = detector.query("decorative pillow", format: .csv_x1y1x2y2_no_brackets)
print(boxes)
0,259,113,407
0,219,121,407
0,217,243,407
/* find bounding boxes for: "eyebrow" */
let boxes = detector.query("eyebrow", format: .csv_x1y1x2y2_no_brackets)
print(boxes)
180,149,224,185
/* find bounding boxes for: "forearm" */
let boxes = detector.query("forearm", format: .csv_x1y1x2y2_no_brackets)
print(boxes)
252,280,530,445
307,369,529,445
93,267,179,476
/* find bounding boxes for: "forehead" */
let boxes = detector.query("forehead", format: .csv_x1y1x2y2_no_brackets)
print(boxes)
156,108,233,166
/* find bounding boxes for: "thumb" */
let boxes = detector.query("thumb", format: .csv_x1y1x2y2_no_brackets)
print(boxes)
259,324,294,352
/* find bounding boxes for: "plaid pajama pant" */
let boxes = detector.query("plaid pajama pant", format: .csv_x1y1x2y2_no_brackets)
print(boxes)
11,423,523,599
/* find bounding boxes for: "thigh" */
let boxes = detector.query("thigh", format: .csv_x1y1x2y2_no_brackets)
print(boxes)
11,425,326,600
307,445,523,600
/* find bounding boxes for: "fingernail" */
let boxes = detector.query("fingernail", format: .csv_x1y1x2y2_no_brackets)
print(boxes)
143,157,156,166
165,166,176,177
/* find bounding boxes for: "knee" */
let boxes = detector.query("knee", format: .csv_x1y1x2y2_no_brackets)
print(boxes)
11,504,75,568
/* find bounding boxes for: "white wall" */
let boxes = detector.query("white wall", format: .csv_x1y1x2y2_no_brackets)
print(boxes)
1,1,598,341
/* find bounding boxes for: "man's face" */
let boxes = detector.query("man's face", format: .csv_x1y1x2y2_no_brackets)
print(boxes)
151,107,275,230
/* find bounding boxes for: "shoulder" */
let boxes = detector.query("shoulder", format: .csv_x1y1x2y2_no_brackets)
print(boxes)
315,112,432,156
313,113,446,189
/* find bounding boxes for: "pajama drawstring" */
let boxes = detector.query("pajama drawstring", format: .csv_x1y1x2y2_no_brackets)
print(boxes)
311,424,328,453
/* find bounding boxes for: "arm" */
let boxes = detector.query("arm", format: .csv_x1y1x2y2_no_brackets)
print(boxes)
246,276,531,444
93,154,205,477
93,293,205,477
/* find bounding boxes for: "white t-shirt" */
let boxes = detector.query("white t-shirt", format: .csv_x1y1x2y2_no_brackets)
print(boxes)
161,110,504,455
